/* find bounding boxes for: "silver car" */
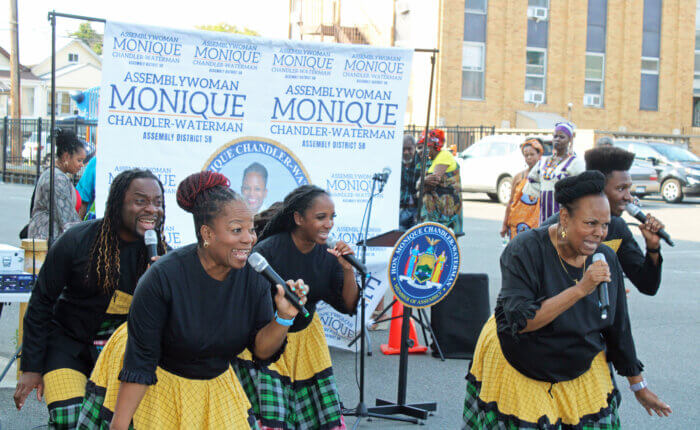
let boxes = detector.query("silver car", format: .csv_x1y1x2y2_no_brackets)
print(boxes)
457,135,552,204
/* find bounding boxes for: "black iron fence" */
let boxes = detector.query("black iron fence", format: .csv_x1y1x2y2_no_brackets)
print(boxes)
403,125,496,153
2,118,495,184
1,117,96,184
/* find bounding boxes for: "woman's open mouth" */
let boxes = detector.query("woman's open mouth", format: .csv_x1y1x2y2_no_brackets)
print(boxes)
582,239,599,252
231,248,251,262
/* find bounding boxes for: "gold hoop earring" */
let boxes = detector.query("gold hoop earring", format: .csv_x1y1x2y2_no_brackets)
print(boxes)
203,241,209,248
560,229,567,239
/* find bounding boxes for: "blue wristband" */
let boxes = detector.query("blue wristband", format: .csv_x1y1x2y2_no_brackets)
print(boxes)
275,311,294,327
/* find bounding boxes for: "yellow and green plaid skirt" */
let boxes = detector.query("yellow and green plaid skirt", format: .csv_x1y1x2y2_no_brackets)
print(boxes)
42,292,131,429
76,323,258,429
233,314,346,430
462,317,621,430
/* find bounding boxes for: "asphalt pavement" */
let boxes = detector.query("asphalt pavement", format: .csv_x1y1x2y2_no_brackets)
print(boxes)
0,182,697,429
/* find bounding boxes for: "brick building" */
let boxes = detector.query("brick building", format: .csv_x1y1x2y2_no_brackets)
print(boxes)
290,0,699,137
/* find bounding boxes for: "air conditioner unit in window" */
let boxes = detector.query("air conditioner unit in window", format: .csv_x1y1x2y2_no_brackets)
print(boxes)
524,90,545,104
527,6,548,21
583,94,602,107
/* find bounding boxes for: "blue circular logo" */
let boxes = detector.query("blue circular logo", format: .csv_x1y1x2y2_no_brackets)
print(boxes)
519,193,538,205
204,137,310,214
388,222,461,308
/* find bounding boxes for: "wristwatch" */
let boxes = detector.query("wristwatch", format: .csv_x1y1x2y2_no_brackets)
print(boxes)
629,379,648,392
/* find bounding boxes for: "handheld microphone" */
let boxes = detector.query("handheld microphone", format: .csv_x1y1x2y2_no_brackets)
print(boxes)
248,252,310,318
373,167,391,183
144,230,158,261
592,253,610,320
326,239,367,274
625,203,674,246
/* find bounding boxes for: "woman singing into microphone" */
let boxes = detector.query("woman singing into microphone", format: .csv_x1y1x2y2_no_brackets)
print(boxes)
233,185,359,430
76,172,308,429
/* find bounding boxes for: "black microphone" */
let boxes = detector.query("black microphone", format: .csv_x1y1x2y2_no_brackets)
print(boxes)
248,252,310,318
144,230,158,261
373,167,391,183
625,203,674,246
326,239,367,274
592,253,610,320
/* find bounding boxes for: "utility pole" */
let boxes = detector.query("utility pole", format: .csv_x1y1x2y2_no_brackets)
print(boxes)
9,0,21,156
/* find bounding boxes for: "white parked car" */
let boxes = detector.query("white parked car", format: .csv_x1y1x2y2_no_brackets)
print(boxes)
22,132,49,163
457,135,552,204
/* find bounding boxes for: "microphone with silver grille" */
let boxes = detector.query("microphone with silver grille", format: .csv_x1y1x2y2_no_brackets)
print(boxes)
248,252,310,317
144,230,158,261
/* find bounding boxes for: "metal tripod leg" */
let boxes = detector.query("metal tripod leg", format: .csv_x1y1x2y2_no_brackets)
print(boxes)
0,344,21,383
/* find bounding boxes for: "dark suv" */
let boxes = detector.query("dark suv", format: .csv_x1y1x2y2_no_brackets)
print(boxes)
613,140,700,203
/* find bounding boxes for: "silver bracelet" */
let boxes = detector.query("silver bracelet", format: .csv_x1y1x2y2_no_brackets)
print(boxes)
629,379,647,392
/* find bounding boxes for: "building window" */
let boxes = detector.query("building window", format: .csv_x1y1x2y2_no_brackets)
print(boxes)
525,48,546,103
47,91,75,116
462,0,487,100
584,0,607,107
525,1,549,103
640,0,661,111
465,0,487,13
584,53,605,107
462,43,485,99
68,53,79,63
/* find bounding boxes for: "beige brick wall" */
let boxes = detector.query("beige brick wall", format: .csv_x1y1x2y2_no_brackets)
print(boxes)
434,0,697,134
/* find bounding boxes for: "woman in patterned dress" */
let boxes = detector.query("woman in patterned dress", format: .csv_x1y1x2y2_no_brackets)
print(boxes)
28,128,86,241
417,129,463,234
524,122,585,224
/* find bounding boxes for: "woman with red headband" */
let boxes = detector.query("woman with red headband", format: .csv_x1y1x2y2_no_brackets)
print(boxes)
500,138,544,239
416,129,463,234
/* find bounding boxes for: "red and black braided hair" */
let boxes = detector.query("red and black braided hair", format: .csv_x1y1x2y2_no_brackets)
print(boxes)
176,171,244,244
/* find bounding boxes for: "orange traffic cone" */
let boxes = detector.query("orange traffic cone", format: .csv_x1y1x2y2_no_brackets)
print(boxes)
380,298,428,355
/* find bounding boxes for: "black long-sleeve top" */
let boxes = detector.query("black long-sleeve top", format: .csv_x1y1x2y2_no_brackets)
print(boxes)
21,220,144,373
542,214,662,295
495,227,644,383
254,232,355,333
119,244,280,384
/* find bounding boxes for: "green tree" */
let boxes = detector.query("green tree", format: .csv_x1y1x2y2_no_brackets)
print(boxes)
69,22,103,55
195,23,260,36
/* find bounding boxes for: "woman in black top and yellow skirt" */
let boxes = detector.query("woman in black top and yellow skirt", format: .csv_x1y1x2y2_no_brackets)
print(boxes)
233,185,359,430
14,169,167,428
462,171,672,429
76,172,308,429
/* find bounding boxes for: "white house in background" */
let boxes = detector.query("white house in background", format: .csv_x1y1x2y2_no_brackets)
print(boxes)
0,46,43,117
30,39,102,118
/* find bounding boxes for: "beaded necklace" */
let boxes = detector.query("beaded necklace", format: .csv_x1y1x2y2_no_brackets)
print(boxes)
541,153,570,180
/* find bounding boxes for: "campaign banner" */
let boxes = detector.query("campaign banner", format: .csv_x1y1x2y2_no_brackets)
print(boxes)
95,21,412,350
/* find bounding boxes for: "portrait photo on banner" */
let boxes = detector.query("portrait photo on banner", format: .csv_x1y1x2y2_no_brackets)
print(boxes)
204,137,311,214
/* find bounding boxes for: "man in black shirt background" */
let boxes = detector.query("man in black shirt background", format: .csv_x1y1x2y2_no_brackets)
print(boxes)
543,146,665,295
399,134,418,231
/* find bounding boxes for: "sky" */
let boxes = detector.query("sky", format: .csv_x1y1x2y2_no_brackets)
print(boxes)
0,0,290,65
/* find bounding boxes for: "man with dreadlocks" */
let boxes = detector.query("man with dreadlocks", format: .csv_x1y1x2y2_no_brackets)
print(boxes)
14,168,167,428
542,146,665,295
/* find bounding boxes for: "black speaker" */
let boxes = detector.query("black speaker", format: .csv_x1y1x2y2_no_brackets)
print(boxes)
430,273,490,359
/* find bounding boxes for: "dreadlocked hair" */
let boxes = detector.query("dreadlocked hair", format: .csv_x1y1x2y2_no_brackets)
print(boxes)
259,185,329,242
89,169,167,295
584,146,635,177
176,171,244,244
